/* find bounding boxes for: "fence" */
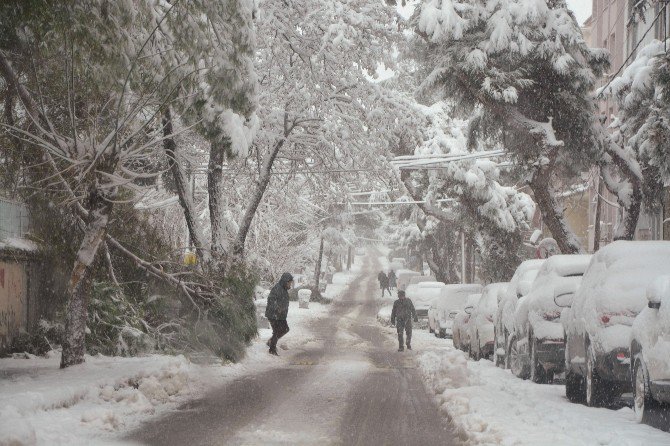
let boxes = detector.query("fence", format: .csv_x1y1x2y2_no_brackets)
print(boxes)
0,197,30,240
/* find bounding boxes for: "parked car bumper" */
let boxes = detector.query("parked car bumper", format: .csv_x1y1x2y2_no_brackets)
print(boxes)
536,340,565,372
480,341,495,358
438,327,453,339
651,380,670,404
596,348,631,384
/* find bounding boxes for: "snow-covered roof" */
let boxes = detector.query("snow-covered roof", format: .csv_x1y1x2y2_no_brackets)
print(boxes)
0,237,38,253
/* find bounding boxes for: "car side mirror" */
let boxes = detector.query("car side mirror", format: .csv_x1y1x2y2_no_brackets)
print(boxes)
647,275,670,310
464,306,474,315
554,291,574,308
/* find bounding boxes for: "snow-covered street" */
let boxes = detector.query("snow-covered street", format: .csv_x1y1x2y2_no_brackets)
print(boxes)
125,251,454,445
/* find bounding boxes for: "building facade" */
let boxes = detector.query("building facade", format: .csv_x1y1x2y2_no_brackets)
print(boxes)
0,196,41,352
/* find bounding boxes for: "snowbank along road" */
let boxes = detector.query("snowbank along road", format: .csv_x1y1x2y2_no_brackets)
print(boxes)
128,252,456,446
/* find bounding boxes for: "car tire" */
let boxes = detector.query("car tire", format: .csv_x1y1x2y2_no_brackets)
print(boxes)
494,327,504,367
565,369,585,403
633,358,657,423
530,337,548,384
504,330,512,370
586,345,614,407
510,336,528,379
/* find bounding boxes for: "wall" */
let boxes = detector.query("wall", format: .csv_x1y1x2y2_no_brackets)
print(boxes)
0,259,28,350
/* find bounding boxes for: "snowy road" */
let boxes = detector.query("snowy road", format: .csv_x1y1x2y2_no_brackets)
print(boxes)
127,253,456,446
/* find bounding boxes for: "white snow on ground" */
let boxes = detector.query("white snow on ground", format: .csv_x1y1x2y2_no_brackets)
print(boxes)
323,254,365,300
0,352,191,446
401,329,670,446
0,300,334,446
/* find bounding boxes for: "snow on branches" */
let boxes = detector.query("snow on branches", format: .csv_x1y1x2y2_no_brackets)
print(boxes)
410,0,607,253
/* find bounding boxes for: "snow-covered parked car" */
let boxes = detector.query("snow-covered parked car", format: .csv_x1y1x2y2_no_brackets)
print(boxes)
428,284,482,338
408,275,437,287
406,281,446,324
468,283,508,360
494,259,545,368
510,255,591,382
631,275,670,423
563,241,670,407
452,293,481,352
396,270,421,291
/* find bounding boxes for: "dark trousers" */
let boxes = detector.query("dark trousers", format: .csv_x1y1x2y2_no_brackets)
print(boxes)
269,319,289,350
396,319,412,348
380,286,391,297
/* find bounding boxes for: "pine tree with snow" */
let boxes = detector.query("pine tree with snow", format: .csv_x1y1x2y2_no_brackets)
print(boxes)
600,34,670,234
410,0,609,253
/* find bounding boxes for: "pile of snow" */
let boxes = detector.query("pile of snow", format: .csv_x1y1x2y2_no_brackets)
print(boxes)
413,331,670,445
0,352,191,445
377,305,393,326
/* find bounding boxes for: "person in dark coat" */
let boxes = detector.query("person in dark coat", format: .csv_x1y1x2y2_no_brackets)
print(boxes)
265,272,294,356
390,290,418,352
388,270,397,290
377,271,390,297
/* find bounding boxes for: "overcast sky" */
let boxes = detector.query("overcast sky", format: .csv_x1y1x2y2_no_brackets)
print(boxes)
567,0,592,25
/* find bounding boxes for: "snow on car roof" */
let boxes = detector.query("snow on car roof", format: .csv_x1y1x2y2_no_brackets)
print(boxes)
577,241,670,314
466,293,482,306
507,259,545,296
436,284,483,310
536,254,592,277
417,281,447,288
479,282,508,309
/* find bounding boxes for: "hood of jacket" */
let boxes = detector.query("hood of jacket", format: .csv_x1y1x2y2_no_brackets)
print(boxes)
279,273,294,287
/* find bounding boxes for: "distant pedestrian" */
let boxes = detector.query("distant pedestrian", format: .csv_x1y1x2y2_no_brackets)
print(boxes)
265,272,294,356
388,270,397,290
377,270,391,297
390,290,418,352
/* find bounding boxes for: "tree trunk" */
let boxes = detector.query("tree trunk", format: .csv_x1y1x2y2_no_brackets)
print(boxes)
347,245,352,270
528,169,581,254
314,237,324,291
60,190,113,368
208,139,229,265
465,233,475,283
614,185,642,241
163,108,206,260
593,174,603,252
232,138,286,258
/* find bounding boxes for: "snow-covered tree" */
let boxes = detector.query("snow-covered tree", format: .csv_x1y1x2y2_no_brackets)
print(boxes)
397,103,534,282
410,0,609,253
227,0,401,261
600,37,670,234
0,0,258,367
